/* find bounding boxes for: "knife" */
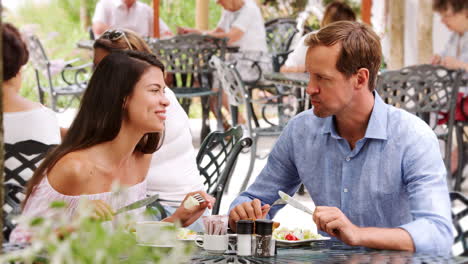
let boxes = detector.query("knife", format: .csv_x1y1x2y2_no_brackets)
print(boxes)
114,194,159,215
278,191,315,215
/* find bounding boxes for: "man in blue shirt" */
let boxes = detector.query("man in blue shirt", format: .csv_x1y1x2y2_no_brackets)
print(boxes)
229,21,453,255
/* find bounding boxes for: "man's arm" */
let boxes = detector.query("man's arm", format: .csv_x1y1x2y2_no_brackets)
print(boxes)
92,22,109,36
398,122,453,254
313,206,415,251
210,27,244,45
91,1,109,37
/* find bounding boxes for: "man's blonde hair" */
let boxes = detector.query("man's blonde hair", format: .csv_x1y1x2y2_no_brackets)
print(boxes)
305,21,382,91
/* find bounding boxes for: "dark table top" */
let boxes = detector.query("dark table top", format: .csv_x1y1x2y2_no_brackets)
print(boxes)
190,240,467,264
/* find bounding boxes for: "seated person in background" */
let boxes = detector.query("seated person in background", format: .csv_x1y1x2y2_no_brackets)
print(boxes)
431,0,468,173
93,29,207,232
10,51,214,243
92,0,173,38
178,0,269,125
431,0,468,72
2,23,61,178
280,1,356,73
229,21,453,255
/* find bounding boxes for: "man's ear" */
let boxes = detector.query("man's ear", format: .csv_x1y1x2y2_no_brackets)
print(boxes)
355,68,369,91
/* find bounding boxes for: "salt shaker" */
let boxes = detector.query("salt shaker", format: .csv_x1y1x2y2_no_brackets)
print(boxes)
236,220,254,256
254,220,274,257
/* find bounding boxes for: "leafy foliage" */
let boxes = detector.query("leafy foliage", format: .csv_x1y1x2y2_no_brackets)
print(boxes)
0,199,193,264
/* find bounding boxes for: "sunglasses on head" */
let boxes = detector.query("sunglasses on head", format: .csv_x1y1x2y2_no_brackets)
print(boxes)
101,29,133,50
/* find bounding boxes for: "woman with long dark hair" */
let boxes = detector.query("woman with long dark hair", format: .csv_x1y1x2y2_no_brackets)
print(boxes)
92,29,208,231
10,50,214,242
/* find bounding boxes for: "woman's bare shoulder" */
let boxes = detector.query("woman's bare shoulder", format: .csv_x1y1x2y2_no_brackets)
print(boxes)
47,151,94,195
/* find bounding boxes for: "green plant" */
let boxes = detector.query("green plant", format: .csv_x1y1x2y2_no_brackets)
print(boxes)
1,200,193,264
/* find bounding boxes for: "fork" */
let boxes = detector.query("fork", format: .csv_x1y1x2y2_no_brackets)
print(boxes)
192,193,206,203
261,198,287,214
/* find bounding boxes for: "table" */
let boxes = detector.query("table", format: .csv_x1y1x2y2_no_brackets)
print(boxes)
190,240,467,263
263,72,310,126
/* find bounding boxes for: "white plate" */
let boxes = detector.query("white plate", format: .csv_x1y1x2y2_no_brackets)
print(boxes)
275,236,330,247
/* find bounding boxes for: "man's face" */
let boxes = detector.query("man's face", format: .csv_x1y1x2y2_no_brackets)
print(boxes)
305,44,356,118
439,7,468,34
216,0,241,11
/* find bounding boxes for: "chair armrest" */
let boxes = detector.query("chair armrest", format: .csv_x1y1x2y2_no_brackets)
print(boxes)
61,62,92,86
272,50,293,72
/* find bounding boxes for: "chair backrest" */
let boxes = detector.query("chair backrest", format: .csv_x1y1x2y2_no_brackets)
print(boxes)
23,34,50,72
211,56,301,135
148,34,227,94
265,18,298,54
3,140,56,241
377,64,462,123
196,126,252,215
450,191,468,256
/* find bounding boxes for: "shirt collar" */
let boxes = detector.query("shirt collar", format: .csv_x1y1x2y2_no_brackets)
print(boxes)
114,0,135,9
321,91,388,140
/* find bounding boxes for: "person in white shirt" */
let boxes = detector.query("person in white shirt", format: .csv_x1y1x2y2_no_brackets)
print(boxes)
178,0,269,126
2,23,62,183
281,1,356,73
92,0,172,38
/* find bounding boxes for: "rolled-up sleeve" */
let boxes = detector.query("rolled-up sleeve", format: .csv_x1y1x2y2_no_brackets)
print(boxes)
399,125,453,255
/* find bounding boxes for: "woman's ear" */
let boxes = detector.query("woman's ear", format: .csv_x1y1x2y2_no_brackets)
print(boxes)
122,97,128,110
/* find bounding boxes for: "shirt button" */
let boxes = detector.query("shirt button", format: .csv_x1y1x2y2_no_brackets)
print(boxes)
343,188,348,193
345,157,351,162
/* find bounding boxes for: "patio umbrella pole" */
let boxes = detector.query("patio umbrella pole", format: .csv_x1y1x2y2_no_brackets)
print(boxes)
153,0,160,38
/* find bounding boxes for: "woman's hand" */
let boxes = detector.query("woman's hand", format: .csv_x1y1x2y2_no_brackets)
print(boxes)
165,191,215,227
88,200,115,221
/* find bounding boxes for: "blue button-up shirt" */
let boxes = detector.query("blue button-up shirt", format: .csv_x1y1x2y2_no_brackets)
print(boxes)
230,92,453,255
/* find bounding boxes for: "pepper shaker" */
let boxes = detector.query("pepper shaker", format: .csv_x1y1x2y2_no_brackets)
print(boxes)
236,220,254,256
254,220,275,257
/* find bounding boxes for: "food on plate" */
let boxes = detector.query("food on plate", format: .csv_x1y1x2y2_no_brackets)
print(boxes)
273,227,323,241
176,228,197,240
183,195,200,209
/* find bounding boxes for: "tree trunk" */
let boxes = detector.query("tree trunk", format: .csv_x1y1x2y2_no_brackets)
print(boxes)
196,0,209,30
388,0,404,69
418,0,433,64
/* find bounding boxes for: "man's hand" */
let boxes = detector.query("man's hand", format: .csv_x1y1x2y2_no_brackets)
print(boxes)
431,54,442,65
177,26,200,35
313,206,361,246
229,199,270,231
440,56,464,70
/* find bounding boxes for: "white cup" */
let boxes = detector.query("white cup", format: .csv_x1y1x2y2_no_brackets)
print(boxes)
135,221,175,246
195,234,229,254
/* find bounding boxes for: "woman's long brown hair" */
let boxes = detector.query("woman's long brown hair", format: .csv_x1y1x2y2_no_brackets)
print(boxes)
23,51,165,205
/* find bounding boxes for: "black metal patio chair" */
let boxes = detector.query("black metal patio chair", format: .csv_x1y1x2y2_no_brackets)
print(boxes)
197,126,252,214
265,17,313,72
376,64,463,190
450,191,468,256
148,34,227,141
23,34,91,112
3,140,56,241
210,56,305,192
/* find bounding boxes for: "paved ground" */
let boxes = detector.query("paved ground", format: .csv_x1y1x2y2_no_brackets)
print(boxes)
57,110,467,231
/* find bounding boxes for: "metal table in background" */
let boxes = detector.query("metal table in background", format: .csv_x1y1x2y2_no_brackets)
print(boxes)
190,240,467,264
264,72,310,115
